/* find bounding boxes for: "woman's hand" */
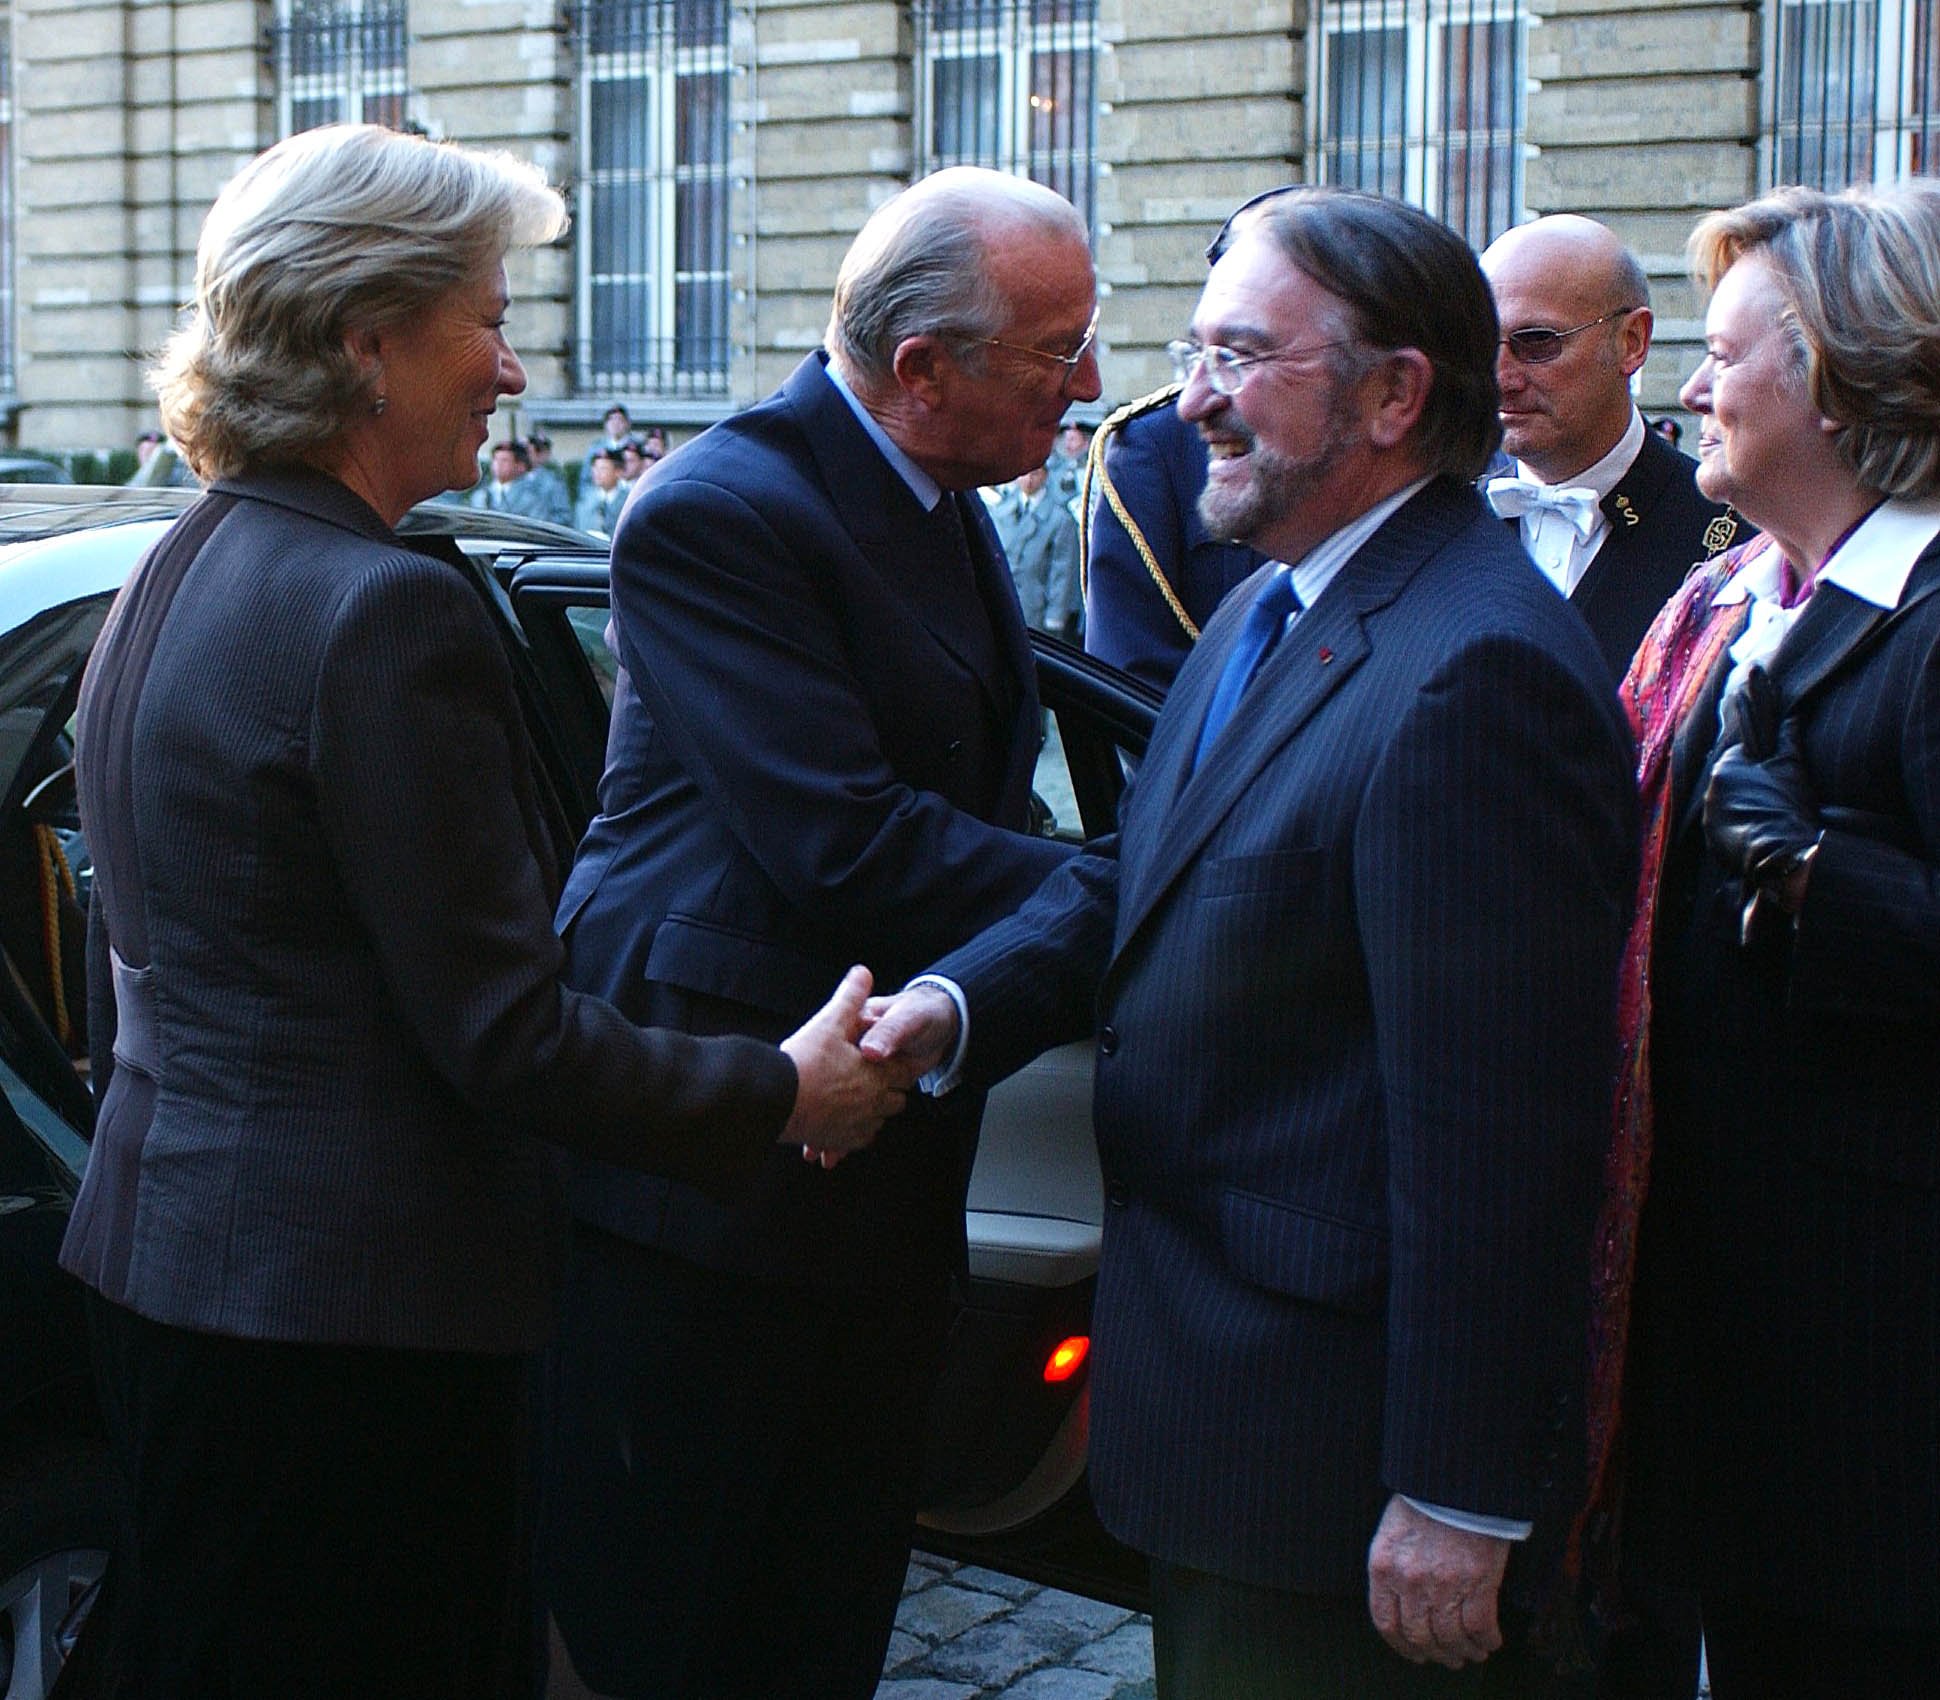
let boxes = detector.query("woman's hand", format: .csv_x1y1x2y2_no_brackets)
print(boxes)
1704,720,1822,893
779,966,916,1158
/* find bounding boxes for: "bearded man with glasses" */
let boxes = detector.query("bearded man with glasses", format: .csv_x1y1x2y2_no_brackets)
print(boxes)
864,185,1636,1698
1480,214,1742,681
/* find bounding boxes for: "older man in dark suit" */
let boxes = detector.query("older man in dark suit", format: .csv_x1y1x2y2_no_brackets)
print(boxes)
535,167,1099,1700
1480,214,1741,680
866,187,1636,1697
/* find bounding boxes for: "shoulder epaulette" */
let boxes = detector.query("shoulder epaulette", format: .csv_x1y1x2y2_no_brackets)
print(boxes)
1079,382,1200,643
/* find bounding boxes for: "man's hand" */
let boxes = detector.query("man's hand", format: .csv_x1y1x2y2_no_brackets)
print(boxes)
779,967,915,1156
1366,1494,1510,1669
858,983,963,1079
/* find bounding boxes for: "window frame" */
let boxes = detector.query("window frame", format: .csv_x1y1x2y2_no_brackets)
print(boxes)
1764,0,1940,186
271,0,410,138
571,0,734,398
914,0,1100,239
1311,0,1526,250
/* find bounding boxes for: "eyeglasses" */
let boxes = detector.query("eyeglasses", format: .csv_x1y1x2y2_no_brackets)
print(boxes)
1499,308,1640,365
1166,337,1358,396
971,307,1101,388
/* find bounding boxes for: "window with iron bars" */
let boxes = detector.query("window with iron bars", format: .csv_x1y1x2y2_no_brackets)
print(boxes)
0,16,14,405
571,0,733,397
270,0,409,138
1313,0,1523,250
913,0,1098,237
1768,0,1940,186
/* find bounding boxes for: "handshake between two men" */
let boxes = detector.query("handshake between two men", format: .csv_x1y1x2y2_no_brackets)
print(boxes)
780,973,962,1168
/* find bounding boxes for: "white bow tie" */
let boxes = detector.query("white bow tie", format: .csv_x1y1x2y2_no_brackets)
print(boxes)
1486,476,1603,540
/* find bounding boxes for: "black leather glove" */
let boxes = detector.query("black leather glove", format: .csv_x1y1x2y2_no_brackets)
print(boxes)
1704,718,1821,888
1717,663,1781,763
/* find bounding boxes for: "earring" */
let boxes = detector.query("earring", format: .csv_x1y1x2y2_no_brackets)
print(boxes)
372,394,389,416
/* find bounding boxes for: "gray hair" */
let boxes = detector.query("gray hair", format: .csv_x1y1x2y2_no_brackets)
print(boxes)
1690,180,1940,499
825,167,1088,385
155,124,565,482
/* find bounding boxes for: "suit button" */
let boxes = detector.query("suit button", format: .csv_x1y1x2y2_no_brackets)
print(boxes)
944,739,964,763
1107,1184,1128,1208
1098,1025,1119,1055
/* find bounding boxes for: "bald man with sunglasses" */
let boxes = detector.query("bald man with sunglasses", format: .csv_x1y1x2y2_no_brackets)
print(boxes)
1481,215,1741,681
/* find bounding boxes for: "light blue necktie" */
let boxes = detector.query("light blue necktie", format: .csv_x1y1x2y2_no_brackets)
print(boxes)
1191,567,1301,771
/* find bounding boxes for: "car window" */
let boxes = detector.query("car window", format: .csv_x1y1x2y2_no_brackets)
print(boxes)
505,563,1162,849
565,605,618,706
0,599,108,807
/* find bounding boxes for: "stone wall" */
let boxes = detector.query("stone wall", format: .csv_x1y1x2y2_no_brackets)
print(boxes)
0,0,1800,449
1523,0,1763,412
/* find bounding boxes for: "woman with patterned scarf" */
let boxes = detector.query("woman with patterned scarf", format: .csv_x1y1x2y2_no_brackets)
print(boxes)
1586,180,1940,1700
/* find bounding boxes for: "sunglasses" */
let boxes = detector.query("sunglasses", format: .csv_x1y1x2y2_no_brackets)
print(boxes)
1498,308,1640,365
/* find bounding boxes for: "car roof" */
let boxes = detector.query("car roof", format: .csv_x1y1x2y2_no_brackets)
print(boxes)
0,484,602,639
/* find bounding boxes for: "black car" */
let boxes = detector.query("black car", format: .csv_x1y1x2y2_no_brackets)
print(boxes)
0,487,1159,1695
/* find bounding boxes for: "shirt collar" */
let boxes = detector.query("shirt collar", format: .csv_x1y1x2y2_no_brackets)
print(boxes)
1819,497,1940,609
1712,497,1940,611
1279,476,1435,612
1516,406,1644,501
823,355,944,511
1711,544,1787,608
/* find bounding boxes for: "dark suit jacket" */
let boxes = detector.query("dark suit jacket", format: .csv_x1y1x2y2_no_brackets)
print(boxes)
935,478,1637,1592
1514,428,1741,682
61,469,794,1352
556,352,1073,1290
1632,527,1940,1628
1082,390,1264,689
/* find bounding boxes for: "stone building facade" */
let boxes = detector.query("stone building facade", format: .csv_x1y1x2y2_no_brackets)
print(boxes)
0,0,1931,453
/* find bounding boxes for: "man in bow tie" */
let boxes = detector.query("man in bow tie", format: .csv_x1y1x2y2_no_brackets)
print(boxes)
1481,214,1738,680
866,186,1636,1697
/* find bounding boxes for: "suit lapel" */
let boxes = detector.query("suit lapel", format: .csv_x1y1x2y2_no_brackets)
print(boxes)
784,355,1031,730
1762,579,1888,711
1115,481,1462,953
1573,431,1675,612
1671,543,1940,833
963,493,1045,815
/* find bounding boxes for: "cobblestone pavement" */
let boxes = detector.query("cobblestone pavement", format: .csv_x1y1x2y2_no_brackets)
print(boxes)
875,1553,1155,1700
876,1557,1720,1700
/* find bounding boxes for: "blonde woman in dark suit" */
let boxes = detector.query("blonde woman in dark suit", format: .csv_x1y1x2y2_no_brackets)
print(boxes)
1607,179,1940,1700
55,123,903,1700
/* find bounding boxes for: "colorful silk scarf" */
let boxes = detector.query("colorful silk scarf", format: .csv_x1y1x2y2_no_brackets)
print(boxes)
1574,532,1775,1581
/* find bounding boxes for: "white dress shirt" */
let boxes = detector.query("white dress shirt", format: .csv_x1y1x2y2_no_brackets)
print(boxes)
1492,408,1647,597
1712,495,1940,728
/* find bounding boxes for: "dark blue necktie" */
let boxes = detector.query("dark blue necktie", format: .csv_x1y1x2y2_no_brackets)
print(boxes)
1192,567,1300,771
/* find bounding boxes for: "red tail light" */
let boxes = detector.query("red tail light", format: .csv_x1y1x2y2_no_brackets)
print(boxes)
1042,1335,1090,1383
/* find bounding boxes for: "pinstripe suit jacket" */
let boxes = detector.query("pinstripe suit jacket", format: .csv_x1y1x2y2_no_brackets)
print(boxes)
936,477,1638,1593
61,469,795,1352
1631,529,1940,1627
